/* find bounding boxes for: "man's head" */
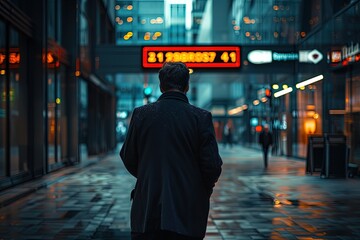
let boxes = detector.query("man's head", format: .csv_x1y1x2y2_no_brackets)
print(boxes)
158,62,190,93
264,124,270,132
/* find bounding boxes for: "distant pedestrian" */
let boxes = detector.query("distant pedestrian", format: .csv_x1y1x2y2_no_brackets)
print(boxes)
120,62,223,240
258,124,273,168
223,120,233,148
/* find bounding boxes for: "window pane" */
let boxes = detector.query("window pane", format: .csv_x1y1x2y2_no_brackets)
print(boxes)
57,67,67,163
48,71,56,165
10,27,28,175
79,79,88,160
0,21,6,177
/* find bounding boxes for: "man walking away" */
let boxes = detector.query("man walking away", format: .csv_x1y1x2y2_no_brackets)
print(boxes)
120,62,223,240
258,124,273,168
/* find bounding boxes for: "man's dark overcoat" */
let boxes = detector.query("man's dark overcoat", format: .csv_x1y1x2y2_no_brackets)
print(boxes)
120,91,222,238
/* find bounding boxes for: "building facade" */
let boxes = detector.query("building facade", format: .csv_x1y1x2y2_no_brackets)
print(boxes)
0,0,116,190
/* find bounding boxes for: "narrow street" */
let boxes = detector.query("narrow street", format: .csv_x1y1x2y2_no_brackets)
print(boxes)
1,145,360,239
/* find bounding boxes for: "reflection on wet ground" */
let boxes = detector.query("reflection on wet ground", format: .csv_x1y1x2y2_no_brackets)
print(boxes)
0,145,359,239
211,146,360,239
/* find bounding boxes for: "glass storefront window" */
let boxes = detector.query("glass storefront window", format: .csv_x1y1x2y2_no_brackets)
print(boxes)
58,66,67,163
0,21,6,177
47,0,56,40
346,68,360,164
8,27,28,175
79,79,88,160
48,71,56,165
48,65,67,167
296,76,323,158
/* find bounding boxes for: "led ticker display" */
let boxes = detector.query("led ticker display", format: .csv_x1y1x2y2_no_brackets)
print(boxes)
142,46,241,68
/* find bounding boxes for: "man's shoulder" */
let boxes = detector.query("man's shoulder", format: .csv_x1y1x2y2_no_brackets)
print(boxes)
188,104,211,117
132,102,211,119
132,103,158,120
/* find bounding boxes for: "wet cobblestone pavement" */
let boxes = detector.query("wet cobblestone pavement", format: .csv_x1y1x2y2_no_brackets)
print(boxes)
1,145,360,239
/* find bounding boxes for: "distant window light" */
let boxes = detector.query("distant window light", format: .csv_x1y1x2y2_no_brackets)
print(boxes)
272,84,279,90
273,5,279,11
243,16,255,24
127,5,133,10
144,32,151,41
115,5,120,10
156,17,163,23
127,17,133,23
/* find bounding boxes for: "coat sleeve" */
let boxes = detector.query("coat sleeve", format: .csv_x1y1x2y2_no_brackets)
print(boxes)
198,112,223,194
120,109,139,178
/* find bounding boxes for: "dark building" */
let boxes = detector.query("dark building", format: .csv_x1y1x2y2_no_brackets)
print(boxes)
0,0,116,190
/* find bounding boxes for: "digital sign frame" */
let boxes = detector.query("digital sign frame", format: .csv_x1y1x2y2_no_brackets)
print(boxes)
142,46,241,68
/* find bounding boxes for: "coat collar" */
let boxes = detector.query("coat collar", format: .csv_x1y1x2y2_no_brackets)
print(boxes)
157,91,189,103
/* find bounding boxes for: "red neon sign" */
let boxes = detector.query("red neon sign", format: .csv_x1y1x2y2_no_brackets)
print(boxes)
0,48,21,68
142,46,241,68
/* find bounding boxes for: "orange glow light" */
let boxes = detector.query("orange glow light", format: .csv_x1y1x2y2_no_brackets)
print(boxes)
255,125,263,132
47,53,54,63
304,119,316,134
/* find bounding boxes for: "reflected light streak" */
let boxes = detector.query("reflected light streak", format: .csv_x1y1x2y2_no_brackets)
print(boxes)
228,104,248,115
274,87,293,98
296,75,323,88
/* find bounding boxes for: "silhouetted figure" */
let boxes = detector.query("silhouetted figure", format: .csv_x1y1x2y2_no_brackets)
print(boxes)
120,62,222,240
223,120,233,148
258,124,273,168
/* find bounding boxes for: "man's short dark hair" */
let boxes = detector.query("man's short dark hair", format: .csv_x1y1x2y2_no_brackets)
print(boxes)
158,62,190,92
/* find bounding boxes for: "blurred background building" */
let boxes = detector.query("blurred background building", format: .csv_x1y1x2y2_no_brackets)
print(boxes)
0,0,359,190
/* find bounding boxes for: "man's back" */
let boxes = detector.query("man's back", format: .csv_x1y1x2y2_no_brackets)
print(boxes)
120,62,222,240
121,91,222,238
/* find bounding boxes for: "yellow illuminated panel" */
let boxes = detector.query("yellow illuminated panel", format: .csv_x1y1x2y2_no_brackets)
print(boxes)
142,46,241,68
